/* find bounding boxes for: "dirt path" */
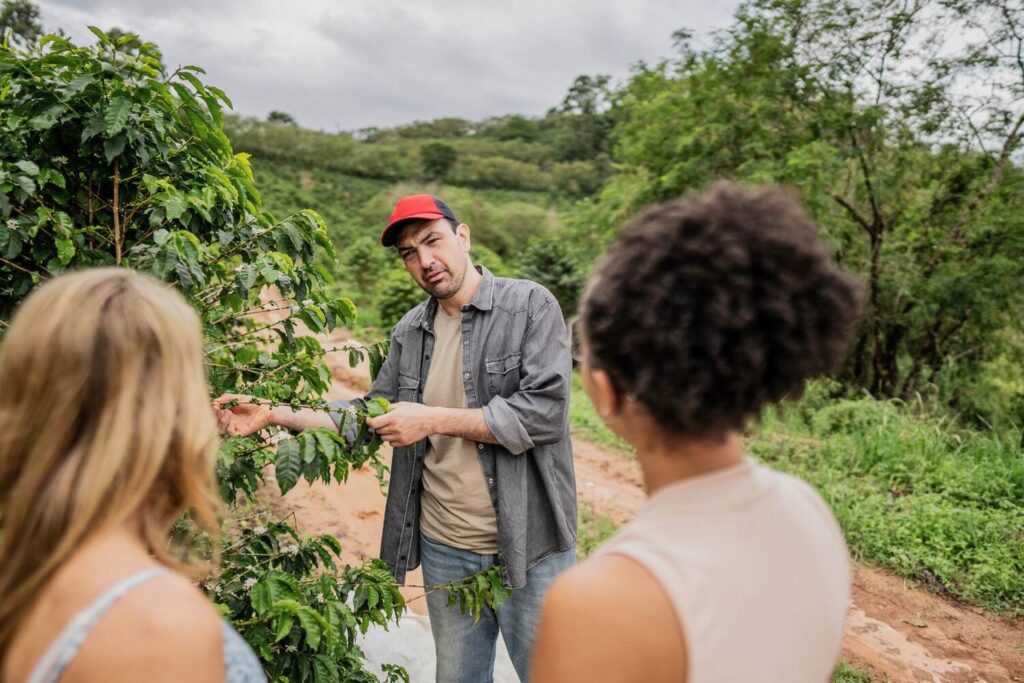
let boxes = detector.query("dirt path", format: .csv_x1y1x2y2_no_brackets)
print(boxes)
262,328,1023,682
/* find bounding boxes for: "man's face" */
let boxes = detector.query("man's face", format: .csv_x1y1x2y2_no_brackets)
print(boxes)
396,218,471,299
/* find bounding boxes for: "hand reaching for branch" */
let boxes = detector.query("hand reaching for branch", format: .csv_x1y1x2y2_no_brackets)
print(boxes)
213,393,273,437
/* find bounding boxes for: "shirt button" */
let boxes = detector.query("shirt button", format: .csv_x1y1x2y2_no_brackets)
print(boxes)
464,339,469,345
477,443,484,450
464,372,470,379
487,478,495,486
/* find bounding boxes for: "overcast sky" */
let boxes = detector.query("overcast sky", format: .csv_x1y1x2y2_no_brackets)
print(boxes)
36,0,740,132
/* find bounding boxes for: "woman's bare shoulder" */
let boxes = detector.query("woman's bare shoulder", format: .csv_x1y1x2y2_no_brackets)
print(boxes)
64,571,226,683
531,553,687,683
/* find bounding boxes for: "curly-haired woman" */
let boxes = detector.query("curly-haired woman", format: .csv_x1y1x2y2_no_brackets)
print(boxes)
531,183,863,683
0,269,264,682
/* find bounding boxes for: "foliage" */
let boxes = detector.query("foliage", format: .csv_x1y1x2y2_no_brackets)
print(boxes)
517,235,586,315
0,0,40,48
751,383,1024,614
376,267,426,332
420,141,457,180
568,370,1024,614
576,502,616,559
568,373,632,452
0,31,509,680
599,0,1024,427
268,110,297,125
211,521,406,683
832,662,874,683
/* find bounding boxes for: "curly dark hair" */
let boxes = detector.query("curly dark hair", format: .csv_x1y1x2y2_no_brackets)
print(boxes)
581,181,863,438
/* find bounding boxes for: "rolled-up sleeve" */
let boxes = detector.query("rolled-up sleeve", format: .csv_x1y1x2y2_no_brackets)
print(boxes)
483,298,571,455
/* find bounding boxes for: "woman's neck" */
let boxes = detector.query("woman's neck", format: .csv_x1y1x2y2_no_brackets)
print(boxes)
633,430,746,496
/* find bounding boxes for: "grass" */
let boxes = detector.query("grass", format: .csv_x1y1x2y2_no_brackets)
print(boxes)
750,384,1024,615
568,374,1024,615
832,662,875,682
576,502,618,559
569,372,633,452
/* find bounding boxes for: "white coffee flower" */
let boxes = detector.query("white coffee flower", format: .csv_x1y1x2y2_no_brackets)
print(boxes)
243,577,258,590
253,525,267,535
285,644,298,653
6,219,17,230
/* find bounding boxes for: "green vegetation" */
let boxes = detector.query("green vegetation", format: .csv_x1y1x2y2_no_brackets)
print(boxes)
568,376,1024,614
832,662,875,683
752,384,1024,615
576,502,618,560
231,2,1024,617
569,373,632,452
0,27,507,682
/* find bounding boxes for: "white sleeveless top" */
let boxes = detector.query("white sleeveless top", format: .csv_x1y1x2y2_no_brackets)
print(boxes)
596,458,849,683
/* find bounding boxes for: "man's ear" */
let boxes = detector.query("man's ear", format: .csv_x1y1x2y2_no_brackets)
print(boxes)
457,223,471,252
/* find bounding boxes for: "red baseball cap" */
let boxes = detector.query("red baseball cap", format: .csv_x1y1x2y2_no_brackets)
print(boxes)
380,194,460,247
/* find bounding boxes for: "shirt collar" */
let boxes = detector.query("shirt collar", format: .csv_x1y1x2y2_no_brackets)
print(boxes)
416,265,494,330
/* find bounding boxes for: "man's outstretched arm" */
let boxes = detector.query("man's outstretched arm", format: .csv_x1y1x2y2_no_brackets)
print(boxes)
213,394,336,437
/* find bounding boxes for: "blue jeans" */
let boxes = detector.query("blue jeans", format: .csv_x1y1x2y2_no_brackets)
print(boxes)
419,533,576,683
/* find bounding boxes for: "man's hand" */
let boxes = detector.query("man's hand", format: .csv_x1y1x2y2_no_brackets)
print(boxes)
213,393,273,437
366,402,439,448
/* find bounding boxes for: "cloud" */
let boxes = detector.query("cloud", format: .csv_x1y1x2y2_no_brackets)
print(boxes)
36,0,738,131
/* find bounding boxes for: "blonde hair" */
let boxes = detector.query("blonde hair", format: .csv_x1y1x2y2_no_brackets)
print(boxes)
0,268,222,655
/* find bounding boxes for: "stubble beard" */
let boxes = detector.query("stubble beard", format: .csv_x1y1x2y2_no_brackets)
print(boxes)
422,262,466,300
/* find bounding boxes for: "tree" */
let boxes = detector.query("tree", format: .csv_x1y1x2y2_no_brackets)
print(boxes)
420,142,457,180
518,237,586,316
268,110,297,125
546,74,615,161
0,0,41,47
0,28,505,681
600,0,1024,423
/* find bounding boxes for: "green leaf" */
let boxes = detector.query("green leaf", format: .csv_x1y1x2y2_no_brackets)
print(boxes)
15,161,39,176
276,438,302,494
312,654,339,683
65,73,94,95
103,135,127,163
250,572,299,615
53,211,73,238
55,238,75,265
163,195,187,221
297,607,323,650
104,97,132,136
272,614,294,642
208,85,234,109
14,176,35,195
87,25,112,44
365,398,391,418
237,263,258,291
178,71,208,95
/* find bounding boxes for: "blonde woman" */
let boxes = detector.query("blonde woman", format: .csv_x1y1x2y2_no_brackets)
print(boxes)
532,183,862,683
0,269,264,682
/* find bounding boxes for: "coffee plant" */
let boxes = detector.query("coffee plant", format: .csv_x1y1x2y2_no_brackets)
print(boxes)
0,29,506,682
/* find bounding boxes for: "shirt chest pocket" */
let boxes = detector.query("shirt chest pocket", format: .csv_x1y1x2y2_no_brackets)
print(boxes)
398,372,420,402
485,353,522,398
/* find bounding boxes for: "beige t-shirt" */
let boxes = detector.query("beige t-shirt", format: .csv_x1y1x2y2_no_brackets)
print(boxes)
418,307,498,554
597,458,850,683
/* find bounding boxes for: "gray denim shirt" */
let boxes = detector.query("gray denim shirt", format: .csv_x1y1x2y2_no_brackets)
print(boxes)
331,266,577,588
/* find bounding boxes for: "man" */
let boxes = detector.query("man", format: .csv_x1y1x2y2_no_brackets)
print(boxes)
215,195,577,682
